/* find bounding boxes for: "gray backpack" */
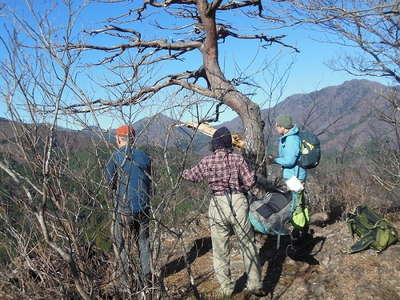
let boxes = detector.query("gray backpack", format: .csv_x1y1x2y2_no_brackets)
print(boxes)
249,192,293,236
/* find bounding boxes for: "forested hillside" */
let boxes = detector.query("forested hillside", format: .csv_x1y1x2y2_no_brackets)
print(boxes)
0,110,399,298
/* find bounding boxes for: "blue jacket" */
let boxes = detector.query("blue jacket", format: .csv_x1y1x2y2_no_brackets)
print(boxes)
106,146,151,213
274,126,307,180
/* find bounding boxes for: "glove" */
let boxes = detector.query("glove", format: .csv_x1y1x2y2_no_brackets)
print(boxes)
267,154,277,165
256,173,274,189
256,174,287,193
274,176,289,193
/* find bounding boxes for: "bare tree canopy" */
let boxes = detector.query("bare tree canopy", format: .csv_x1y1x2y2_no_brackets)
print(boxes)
285,0,400,83
42,0,300,167
59,0,301,166
0,0,305,168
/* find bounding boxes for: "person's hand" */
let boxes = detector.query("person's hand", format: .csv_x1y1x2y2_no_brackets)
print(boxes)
267,154,277,165
274,176,288,193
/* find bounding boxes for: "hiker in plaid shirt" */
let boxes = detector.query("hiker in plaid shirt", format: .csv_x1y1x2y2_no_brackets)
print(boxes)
183,127,265,298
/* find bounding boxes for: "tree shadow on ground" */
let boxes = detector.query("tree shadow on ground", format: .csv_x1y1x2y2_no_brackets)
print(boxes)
160,236,212,278
259,231,326,297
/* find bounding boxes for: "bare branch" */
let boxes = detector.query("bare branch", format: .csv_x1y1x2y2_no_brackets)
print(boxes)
218,0,259,10
85,25,142,40
133,0,197,20
0,161,43,196
67,39,202,52
217,28,300,52
208,0,223,14
200,102,224,122
41,68,214,113
286,1,400,82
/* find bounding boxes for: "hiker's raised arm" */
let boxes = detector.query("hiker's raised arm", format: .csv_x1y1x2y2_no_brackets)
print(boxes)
255,173,279,191
182,159,206,183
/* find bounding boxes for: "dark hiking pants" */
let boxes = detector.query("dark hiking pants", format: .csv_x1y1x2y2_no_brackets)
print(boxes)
112,208,151,288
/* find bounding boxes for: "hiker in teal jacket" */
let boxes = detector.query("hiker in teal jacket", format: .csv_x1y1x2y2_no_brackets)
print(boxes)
269,115,309,232
273,118,306,181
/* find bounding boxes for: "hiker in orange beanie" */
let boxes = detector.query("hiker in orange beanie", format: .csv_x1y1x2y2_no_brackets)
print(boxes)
106,124,153,289
115,125,135,138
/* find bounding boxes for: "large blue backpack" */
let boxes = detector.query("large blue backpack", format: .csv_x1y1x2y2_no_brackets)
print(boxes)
297,130,321,169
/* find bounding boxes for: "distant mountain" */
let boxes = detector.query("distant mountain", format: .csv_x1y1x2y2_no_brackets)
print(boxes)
0,119,103,157
132,114,179,146
133,114,211,152
220,79,394,152
80,126,115,143
78,79,396,153
0,80,395,156
81,125,104,133
0,113,212,157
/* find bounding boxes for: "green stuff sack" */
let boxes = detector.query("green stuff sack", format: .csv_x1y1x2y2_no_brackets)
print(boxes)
290,190,309,229
347,205,398,253
291,206,310,229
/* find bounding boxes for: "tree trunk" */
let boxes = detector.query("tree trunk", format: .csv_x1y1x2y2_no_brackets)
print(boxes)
197,0,266,172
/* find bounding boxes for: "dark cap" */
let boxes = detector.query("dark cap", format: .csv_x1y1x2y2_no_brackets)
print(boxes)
211,127,232,151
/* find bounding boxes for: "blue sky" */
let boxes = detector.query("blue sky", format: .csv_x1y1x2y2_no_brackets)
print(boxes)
0,1,390,129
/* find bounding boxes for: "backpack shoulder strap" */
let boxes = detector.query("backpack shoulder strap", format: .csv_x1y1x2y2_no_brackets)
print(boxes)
349,230,376,253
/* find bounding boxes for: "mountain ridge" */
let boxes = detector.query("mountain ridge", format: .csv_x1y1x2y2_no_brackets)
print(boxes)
0,79,394,154
220,79,393,152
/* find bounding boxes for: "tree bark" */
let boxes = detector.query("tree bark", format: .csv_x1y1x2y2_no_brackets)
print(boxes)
197,0,265,171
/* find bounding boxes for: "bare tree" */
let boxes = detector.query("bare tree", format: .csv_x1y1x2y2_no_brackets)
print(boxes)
56,0,301,170
0,0,305,298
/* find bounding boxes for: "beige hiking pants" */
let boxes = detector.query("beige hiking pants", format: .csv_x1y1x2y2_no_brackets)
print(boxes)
208,192,262,296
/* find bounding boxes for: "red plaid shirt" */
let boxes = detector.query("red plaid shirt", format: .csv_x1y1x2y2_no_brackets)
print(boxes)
183,149,256,195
